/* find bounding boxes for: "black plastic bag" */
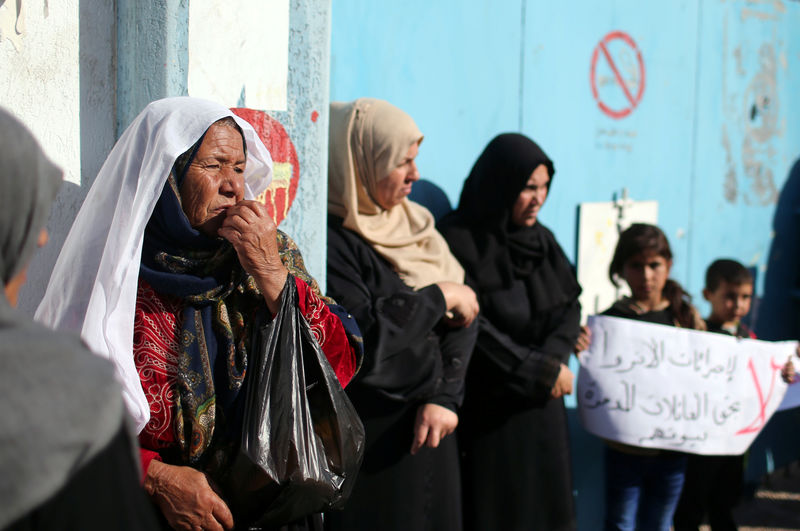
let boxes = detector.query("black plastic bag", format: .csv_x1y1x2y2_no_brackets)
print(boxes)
223,275,365,527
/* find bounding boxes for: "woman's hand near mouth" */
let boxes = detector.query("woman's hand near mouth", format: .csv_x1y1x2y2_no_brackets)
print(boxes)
218,200,288,313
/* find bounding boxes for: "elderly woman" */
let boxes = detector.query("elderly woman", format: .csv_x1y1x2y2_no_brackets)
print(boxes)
438,134,581,531
0,108,159,529
36,98,361,531
325,98,479,531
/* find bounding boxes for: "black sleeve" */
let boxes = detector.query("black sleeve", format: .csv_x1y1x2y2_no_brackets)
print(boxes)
427,318,478,411
460,263,578,400
7,426,161,531
474,315,563,399
326,227,448,388
540,298,582,363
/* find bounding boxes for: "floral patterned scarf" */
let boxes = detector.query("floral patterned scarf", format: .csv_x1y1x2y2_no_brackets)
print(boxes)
140,170,263,466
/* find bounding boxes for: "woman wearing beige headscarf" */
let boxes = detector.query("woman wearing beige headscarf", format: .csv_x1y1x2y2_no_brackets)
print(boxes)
325,98,479,531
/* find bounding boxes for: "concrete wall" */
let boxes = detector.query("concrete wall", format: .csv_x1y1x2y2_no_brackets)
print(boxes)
268,0,332,285
0,0,117,315
115,0,331,284
0,0,80,186
5,0,331,315
330,1,800,528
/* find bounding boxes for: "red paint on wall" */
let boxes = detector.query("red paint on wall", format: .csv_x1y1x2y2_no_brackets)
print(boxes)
231,108,300,226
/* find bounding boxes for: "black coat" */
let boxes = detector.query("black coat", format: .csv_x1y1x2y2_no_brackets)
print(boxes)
439,133,581,531
441,220,580,531
325,214,477,531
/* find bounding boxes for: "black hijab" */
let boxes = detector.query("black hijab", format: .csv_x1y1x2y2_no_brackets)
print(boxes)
440,134,580,329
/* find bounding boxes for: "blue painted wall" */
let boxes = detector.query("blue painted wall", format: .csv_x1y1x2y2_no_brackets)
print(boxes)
115,0,331,284
331,1,800,528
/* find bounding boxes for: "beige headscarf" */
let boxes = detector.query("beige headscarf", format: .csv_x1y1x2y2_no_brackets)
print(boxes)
329,98,464,289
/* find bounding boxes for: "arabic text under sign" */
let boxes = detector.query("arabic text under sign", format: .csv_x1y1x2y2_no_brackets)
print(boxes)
577,315,794,455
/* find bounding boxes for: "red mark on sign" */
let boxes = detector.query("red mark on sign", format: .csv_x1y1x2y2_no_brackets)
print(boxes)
590,31,645,119
735,357,784,435
231,108,300,226
311,110,319,123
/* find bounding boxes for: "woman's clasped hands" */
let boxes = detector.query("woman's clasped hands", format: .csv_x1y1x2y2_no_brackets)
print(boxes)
436,281,479,327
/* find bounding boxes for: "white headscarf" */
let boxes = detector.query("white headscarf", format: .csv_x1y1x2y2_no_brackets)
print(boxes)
35,97,274,432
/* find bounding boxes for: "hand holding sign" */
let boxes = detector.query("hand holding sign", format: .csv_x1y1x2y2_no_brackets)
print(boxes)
577,316,794,455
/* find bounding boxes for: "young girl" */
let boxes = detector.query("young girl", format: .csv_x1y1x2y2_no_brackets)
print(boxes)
580,223,705,531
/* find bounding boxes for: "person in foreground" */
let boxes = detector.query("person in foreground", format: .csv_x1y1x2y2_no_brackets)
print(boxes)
0,108,159,530
439,133,581,531
36,97,361,531
576,223,705,531
325,98,479,531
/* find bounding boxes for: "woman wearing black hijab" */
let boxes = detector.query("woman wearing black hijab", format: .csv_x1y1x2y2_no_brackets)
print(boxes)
439,133,581,531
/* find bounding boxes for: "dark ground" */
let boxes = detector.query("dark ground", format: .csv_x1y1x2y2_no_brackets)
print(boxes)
723,461,800,531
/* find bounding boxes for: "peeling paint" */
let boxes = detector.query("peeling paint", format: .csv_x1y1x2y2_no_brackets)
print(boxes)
745,45,779,143
741,137,776,204
741,8,778,21
0,0,25,50
0,0,80,184
722,127,738,202
741,43,780,204
733,46,746,76
745,0,786,13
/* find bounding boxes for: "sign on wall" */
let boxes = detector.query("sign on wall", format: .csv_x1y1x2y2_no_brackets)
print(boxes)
188,0,289,111
576,193,658,319
577,316,793,455
590,30,646,120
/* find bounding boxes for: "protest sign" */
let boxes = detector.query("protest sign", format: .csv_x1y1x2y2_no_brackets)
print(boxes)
778,380,800,411
577,315,794,455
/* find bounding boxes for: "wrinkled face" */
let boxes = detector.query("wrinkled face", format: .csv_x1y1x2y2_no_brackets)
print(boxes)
622,250,672,303
704,280,753,324
180,123,246,237
510,164,550,227
375,141,420,210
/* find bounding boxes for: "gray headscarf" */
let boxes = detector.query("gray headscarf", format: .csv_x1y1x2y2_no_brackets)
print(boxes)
0,108,128,527
0,109,62,284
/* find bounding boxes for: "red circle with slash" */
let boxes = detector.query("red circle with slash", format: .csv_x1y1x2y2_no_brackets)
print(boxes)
590,31,646,119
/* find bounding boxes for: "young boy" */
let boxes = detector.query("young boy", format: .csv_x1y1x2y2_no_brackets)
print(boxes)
673,259,794,531
702,259,756,339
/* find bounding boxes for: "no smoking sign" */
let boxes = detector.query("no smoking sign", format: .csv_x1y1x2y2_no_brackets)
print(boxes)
590,31,645,119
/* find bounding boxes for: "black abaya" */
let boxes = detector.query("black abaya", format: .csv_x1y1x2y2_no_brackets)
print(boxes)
446,226,581,531
325,215,476,531
439,133,581,531
6,427,159,531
